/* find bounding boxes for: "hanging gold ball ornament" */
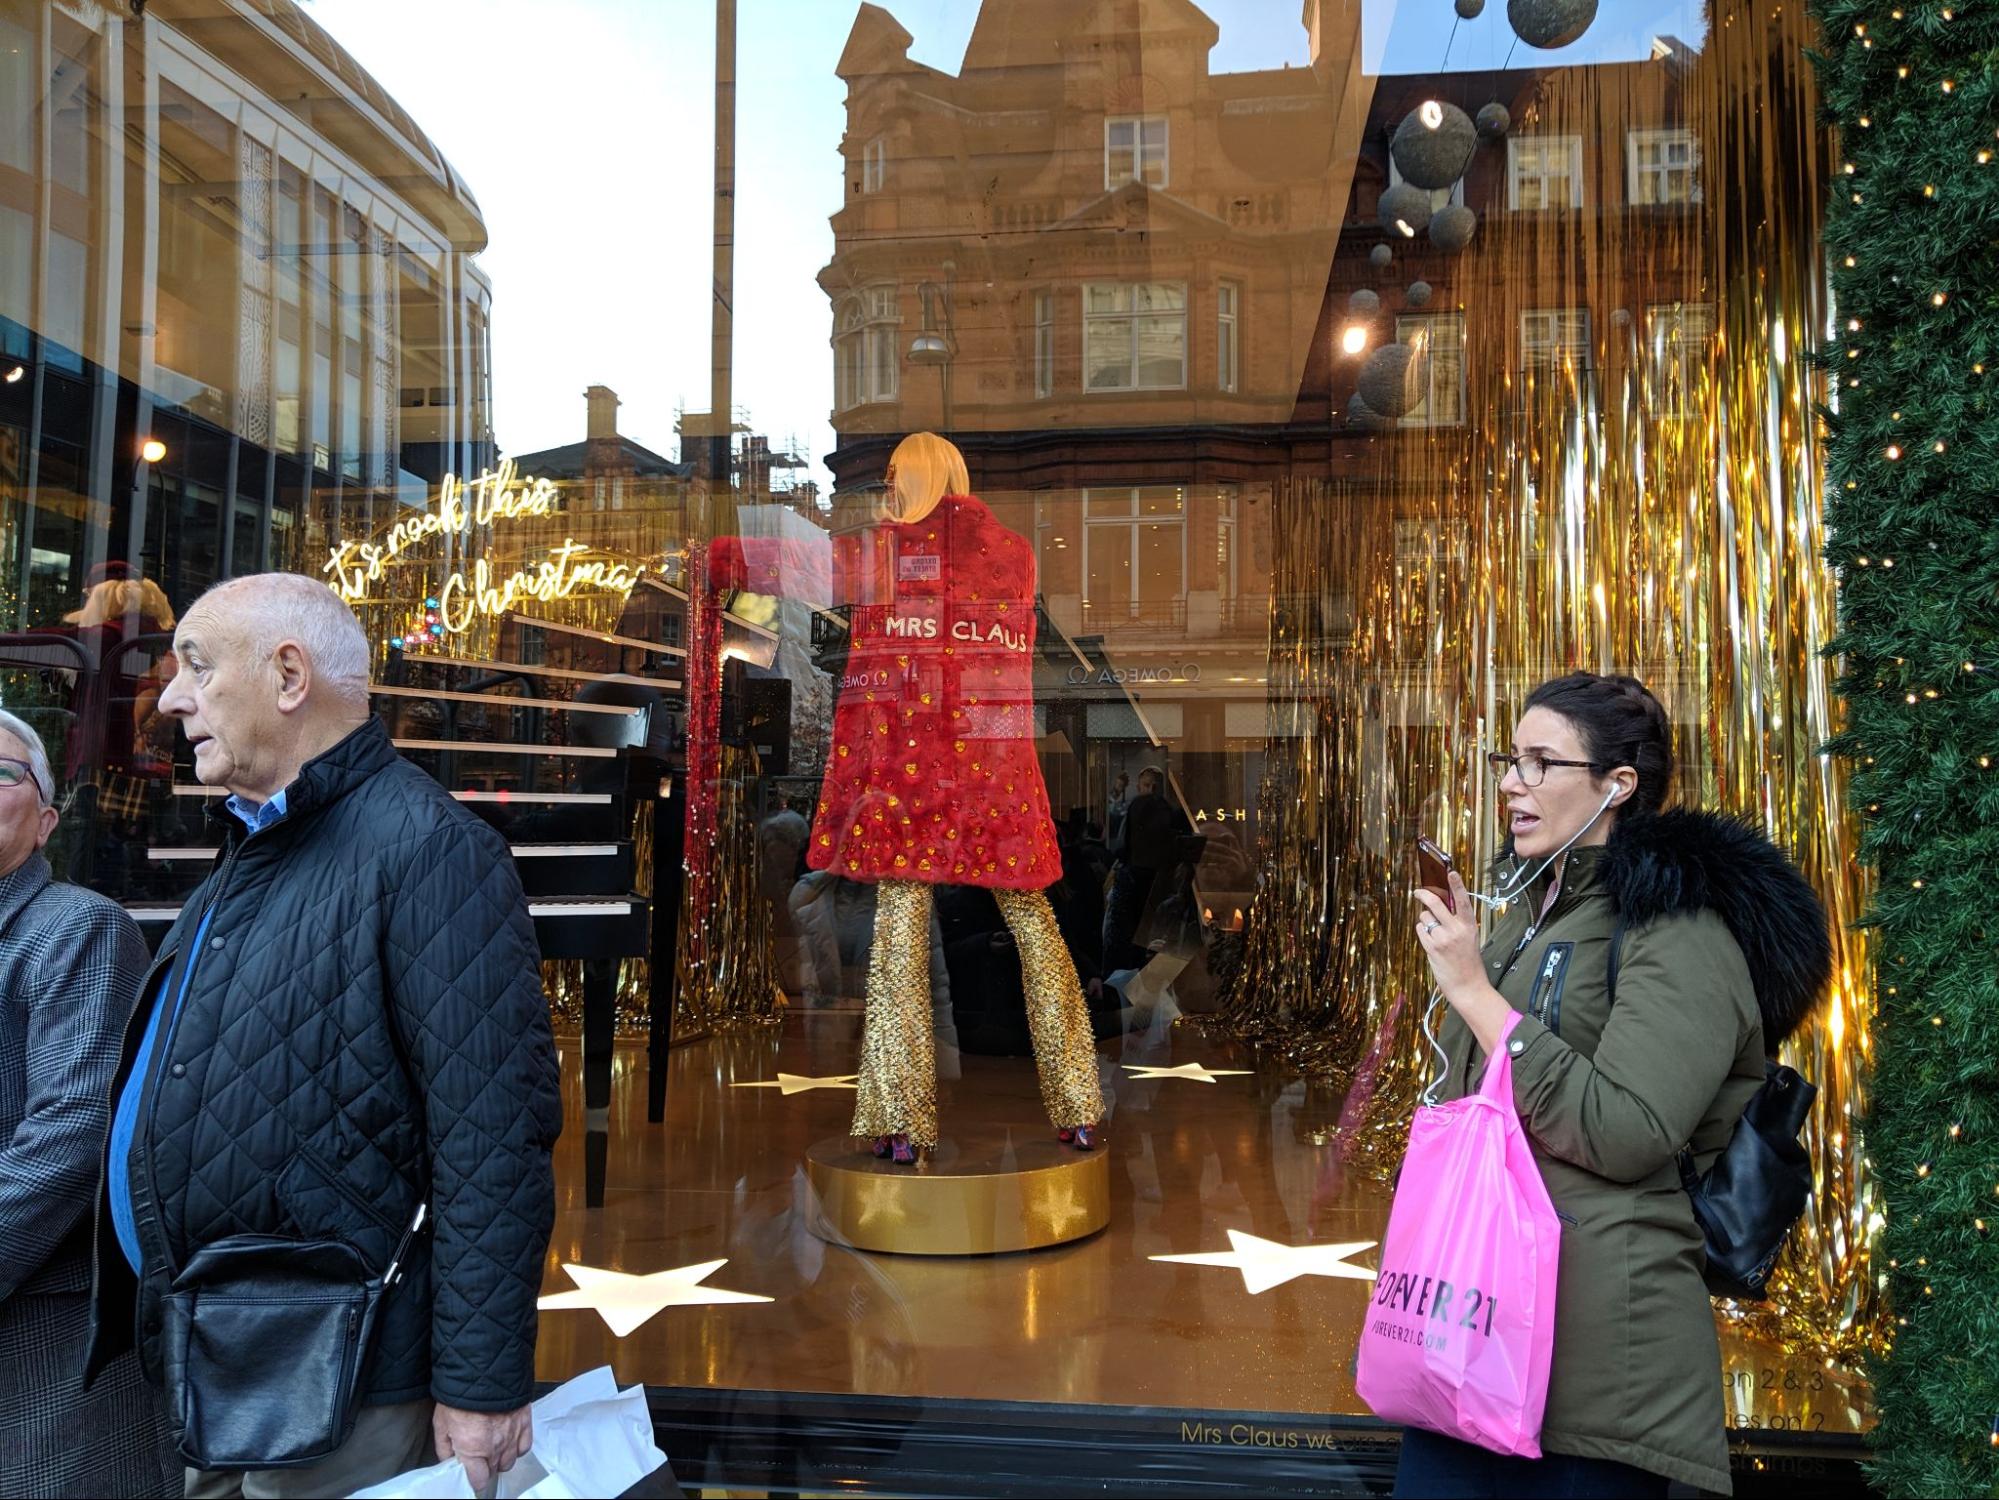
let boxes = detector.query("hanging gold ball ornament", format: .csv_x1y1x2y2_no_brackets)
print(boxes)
1507,0,1597,48
1370,242,1394,271
1428,202,1478,252
1476,101,1511,140
1455,0,1485,17
1357,342,1424,418
1407,280,1434,307
1348,288,1383,318
1378,180,1435,238
1391,100,1479,190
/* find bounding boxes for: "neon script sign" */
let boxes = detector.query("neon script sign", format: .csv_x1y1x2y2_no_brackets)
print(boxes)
321,462,639,633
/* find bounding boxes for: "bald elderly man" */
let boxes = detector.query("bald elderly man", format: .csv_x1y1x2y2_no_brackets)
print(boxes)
85,574,561,1497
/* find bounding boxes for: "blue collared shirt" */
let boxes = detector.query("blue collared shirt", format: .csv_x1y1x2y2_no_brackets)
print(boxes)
109,789,289,1271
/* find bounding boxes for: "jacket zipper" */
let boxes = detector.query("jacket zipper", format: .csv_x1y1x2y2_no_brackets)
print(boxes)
1464,878,1588,1090
1528,943,1575,1035
140,834,247,1281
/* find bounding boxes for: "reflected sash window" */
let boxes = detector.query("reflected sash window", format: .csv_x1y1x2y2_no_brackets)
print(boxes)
276,166,305,453
1628,129,1702,205
310,191,334,470
1217,281,1240,394
861,136,887,195
1645,302,1713,417
1520,307,1591,374
1393,314,1466,428
1217,482,1241,625
1082,487,1187,630
833,285,898,410
1034,290,1055,397
1105,116,1168,189
1508,135,1585,210
1084,282,1186,392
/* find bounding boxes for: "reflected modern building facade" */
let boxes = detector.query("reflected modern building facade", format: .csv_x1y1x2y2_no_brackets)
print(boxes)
0,0,494,626
0,0,495,892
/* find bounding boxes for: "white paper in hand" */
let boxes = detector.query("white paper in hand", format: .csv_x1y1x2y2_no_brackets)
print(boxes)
349,1367,669,1500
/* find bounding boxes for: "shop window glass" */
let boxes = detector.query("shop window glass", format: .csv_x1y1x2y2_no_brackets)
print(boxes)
0,1,1880,1484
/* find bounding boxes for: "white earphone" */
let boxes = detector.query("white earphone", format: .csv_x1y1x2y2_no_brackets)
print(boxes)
1420,779,1629,1103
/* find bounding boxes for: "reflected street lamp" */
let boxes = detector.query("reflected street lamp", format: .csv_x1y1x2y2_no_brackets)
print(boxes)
909,269,957,431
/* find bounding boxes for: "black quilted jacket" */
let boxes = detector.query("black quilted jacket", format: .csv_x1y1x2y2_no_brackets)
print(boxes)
86,718,561,1413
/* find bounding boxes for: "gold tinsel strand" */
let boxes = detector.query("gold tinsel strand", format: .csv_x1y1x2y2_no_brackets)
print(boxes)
1218,9,1880,1369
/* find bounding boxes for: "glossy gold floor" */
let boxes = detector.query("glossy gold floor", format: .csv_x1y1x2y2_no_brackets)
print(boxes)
535,1011,1873,1439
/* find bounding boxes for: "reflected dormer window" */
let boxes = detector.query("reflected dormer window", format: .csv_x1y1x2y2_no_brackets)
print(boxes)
1105,116,1168,189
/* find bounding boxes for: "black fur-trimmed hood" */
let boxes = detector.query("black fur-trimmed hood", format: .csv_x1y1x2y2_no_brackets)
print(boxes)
1596,809,1833,1046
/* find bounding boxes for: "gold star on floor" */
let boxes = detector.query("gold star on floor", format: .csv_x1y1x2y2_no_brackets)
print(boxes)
1121,1061,1253,1083
1152,1230,1378,1295
731,1072,859,1095
538,1259,773,1337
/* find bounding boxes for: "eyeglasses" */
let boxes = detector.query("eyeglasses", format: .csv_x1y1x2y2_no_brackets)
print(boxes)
1485,750,1602,787
0,757,39,795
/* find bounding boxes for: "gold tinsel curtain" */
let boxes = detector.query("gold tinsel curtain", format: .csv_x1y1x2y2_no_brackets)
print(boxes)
1225,4,1878,1363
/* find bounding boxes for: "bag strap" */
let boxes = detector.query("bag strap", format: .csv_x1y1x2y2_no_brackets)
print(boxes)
1605,915,1627,1007
376,978,435,1281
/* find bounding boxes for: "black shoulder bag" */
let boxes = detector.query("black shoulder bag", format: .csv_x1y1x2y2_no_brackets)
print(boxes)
160,1200,428,1469
155,892,433,1470
1607,921,1816,1301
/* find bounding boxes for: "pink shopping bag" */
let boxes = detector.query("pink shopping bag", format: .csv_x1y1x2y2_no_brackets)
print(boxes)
1355,1011,1560,1457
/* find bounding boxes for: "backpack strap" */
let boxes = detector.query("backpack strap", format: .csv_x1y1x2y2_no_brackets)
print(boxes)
1605,915,1627,1007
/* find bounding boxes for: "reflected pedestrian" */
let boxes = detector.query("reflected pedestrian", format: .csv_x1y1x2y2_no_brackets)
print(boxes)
0,710,176,1497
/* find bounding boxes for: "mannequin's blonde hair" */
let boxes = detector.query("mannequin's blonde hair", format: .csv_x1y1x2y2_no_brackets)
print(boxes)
880,432,970,525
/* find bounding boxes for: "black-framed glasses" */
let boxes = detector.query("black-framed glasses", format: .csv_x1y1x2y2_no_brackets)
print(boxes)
0,757,37,794
1485,750,1602,788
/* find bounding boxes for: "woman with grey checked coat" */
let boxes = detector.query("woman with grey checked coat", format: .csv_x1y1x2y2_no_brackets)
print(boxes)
0,709,175,1496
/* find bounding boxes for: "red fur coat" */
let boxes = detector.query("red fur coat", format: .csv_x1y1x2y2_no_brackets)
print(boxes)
811,495,1060,889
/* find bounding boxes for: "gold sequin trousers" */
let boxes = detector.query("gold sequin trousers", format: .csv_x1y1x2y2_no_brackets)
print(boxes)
851,880,1104,1148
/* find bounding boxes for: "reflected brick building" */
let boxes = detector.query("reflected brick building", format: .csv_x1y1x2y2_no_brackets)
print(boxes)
820,0,1707,826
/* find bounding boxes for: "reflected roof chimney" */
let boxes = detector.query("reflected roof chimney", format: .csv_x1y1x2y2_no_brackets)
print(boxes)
585,384,621,441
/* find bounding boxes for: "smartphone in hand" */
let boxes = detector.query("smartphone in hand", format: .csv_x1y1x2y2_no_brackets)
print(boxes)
1415,837,1456,914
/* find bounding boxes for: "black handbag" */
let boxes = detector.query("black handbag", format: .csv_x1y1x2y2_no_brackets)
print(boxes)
1607,922,1816,1301
160,1200,428,1470
1673,1064,1816,1299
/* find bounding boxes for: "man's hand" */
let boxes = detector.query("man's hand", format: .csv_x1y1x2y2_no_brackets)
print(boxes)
434,1402,532,1492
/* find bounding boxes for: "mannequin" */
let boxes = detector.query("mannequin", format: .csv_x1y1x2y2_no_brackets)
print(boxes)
812,433,1104,1164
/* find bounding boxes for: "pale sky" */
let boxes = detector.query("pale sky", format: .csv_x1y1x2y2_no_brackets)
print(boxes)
308,0,1703,494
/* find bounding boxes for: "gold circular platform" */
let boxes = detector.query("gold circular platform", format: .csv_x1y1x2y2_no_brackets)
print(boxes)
805,1133,1111,1256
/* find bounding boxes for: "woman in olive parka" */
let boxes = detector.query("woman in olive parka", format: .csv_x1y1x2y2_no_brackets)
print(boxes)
1402,673,1832,1498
